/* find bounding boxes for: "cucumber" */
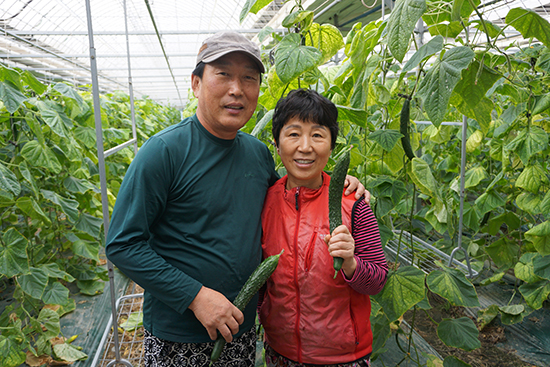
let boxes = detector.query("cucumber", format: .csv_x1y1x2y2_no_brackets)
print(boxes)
210,250,283,364
328,149,351,279
400,97,416,161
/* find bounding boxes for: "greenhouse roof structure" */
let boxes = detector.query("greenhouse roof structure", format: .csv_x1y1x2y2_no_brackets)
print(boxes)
1,0,550,110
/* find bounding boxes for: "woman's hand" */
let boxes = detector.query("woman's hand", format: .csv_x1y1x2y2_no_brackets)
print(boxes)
344,175,371,205
324,225,357,279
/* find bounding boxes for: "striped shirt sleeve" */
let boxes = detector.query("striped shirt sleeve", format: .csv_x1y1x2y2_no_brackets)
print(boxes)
343,199,388,295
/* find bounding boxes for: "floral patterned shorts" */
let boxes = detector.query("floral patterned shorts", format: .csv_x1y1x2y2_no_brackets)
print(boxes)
143,328,256,367
264,344,370,367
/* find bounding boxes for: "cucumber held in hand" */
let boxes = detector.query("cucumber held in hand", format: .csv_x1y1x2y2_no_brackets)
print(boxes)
210,250,283,364
328,149,351,279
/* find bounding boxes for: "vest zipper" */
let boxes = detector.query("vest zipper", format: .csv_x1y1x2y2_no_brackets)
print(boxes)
293,187,303,362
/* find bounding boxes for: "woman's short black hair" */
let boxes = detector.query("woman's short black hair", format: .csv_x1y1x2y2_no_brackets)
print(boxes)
272,89,339,149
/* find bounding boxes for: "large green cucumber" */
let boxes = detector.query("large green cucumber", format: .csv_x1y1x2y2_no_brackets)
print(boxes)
328,149,351,279
210,250,283,364
400,97,416,161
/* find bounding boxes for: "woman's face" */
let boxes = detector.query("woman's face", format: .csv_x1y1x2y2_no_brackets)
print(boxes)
277,117,332,190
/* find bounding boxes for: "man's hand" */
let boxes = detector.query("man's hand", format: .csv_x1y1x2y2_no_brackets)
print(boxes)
344,174,371,205
188,286,243,342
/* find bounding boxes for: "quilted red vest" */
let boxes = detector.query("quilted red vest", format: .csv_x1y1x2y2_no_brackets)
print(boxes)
259,172,373,364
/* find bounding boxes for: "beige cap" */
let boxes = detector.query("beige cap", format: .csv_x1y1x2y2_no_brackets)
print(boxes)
196,31,265,73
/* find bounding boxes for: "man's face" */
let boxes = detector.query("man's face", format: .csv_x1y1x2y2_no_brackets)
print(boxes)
192,52,261,140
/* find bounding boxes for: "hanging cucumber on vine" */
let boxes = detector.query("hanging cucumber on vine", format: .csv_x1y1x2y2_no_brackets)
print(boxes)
399,94,416,161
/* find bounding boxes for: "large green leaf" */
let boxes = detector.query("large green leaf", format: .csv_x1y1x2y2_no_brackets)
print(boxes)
416,47,475,126
506,127,548,165
75,213,103,238
275,33,322,84
240,0,275,23
39,263,75,282
463,166,487,188
41,190,80,223
64,176,99,194
534,255,550,280
42,281,70,305
515,253,543,283
0,228,30,278
516,192,541,216
22,70,47,95
485,237,519,269
519,280,550,309
437,317,481,351
0,335,26,367
386,0,427,62
53,82,84,104
402,35,444,73
37,100,73,138
20,140,62,174
18,267,49,300
475,190,505,215
0,162,21,197
506,8,550,48
427,268,480,307
305,23,344,64
16,197,51,225
525,221,550,255
37,308,61,339
373,266,426,322
336,105,368,128
532,93,550,115
0,81,27,113
53,343,88,362
369,129,403,152
72,239,100,261
516,164,548,193
409,157,438,197
77,279,105,295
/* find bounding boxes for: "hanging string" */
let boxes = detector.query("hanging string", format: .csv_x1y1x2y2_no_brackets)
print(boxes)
361,0,378,9
144,0,184,107
0,0,34,22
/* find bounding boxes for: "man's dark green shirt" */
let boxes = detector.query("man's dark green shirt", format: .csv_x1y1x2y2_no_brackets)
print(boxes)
105,114,278,343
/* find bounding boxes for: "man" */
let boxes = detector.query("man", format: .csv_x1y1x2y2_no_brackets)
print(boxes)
106,31,366,366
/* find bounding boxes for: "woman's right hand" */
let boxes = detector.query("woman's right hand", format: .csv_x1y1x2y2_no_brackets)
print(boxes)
324,225,357,279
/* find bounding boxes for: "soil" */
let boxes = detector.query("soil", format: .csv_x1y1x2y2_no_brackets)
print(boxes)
403,292,539,367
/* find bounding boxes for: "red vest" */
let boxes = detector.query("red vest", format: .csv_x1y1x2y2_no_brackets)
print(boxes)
260,172,373,364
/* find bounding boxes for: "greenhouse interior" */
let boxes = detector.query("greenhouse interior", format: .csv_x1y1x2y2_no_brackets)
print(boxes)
1,0,550,366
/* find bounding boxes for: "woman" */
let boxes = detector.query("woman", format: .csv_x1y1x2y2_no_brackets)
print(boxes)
259,89,388,367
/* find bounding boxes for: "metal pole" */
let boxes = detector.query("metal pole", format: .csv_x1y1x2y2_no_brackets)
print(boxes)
449,115,474,277
84,1,131,366
124,0,138,155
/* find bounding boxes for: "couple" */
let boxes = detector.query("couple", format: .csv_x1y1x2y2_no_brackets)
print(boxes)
106,31,387,367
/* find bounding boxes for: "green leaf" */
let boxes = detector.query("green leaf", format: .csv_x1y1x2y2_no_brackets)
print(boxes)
525,221,550,255
75,213,103,238
427,268,480,307
19,161,39,198
372,266,426,322
416,47,475,126
41,189,80,223
427,21,464,38
0,335,26,367
53,343,88,362
475,190,505,215
386,0,427,62
0,162,21,197
251,109,274,138
16,197,51,225
336,105,368,128
39,263,75,282
519,280,550,309
369,129,403,151
516,192,541,215
515,253,543,283
22,70,47,95
535,52,550,73
444,356,472,367
409,157,438,197
121,312,143,331
402,35,444,73
18,267,49,300
74,126,97,149
532,93,550,115
72,239,100,261
20,140,62,174
476,304,499,330
499,304,524,315
437,317,481,351
282,11,314,30
471,20,502,39
37,308,61,339
0,66,23,89
0,81,27,113
64,176,99,194
42,281,70,305
77,279,105,295
37,101,73,138
516,164,548,193
305,23,344,64
480,271,504,286
485,237,519,269
0,228,30,278
506,127,548,165
506,8,550,48
53,83,84,104
534,255,550,280
275,33,322,84
464,166,487,188
239,0,272,22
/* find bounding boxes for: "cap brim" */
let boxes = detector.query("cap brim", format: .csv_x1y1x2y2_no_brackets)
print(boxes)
202,49,265,73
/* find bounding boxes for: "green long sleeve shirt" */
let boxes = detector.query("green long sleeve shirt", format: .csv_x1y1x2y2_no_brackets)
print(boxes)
105,114,278,343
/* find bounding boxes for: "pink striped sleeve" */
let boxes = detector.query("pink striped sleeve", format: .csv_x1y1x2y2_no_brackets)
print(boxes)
343,199,388,295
